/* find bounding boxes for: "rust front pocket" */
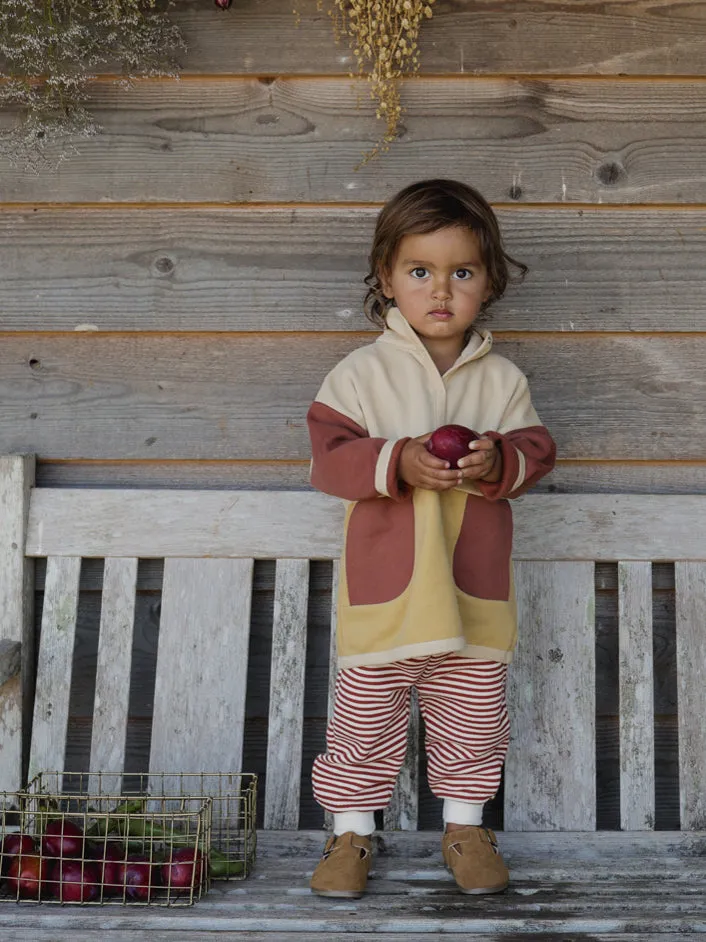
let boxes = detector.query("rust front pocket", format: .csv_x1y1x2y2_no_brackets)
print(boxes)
453,496,513,601
345,497,415,605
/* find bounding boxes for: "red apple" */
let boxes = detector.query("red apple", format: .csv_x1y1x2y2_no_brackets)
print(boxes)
88,841,125,897
41,819,85,859
425,424,480,469
5,853,50,900
161,847,205,893
1,833,36,875
118,853,160,901
50,858,100,903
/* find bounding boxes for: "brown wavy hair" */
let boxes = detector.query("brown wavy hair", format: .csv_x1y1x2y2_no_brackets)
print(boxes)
363,179,528,327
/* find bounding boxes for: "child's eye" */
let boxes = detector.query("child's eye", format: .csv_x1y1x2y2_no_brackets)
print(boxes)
452,269,473,280
410,267,429,279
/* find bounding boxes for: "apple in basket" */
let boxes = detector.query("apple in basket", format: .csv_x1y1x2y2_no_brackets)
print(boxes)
118,853,160,901
5,853,51,900
1,834,36,876
49,858,101,903
425,424,480,469
161,847,205,893
41,819,85,858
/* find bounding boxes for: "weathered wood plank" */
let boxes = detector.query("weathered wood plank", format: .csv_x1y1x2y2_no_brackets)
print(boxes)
88,557,138,793
505,562,596,830
618,561,655,830
264,558,309,829
33,458,706,496
3,334,706,461
27,555,81,784
2,78,706,203
4,207,706,333
148,558,254,778
0,455,35,791
172,0,706,76
384,690,420,832
0,639,21,688
25,492,706,562
675,561,706,830
323,560,338,832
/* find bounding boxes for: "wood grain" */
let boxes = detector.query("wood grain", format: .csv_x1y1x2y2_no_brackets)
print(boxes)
505,561,596,830
25,491,706,562
675,561,706,830
264,558,309,829
28,556,81,784
3,333,706,461
0,455,34,792
0,640,21,688
34,458,706,495
2,78,706,203
88,557,138,793
148,558,254,779
171,0,706,76
4,207,706,333
618,561,655,830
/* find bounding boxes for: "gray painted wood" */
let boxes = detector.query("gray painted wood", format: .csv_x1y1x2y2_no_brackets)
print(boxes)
4,207,706,333
0,639,21,688
27,555,81,785
0,455,34,792
384,689,419,832
25,491,706,562
618,561,655,830
505,561,596,830
33,457,706,497
148,558,254,780
88,557,138,794
324,560,339,832
2,832,706,934
264,558,309,829
675,561,706,830
3,334,706,462
3,78,706,203
170,0,706,75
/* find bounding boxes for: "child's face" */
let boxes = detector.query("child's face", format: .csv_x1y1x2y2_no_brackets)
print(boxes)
380,226,491,351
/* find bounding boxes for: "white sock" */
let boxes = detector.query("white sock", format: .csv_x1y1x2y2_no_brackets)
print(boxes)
332,810,376,836
443,799,485,827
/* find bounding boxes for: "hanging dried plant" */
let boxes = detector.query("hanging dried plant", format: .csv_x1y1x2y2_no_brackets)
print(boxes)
323,0,435,162
0,0,185,173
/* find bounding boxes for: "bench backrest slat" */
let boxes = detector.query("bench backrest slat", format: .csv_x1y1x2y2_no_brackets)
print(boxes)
28,556,82,787
675,561,706,829
505,561,596,831
148,558,254,781
618,561,655,830
88,557,138,795
264,558,310,829
383,692,420,831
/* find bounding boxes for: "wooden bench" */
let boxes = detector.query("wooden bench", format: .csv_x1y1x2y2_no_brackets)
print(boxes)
1,452,706,939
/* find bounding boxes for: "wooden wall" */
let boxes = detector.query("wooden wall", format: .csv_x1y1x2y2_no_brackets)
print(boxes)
3,0,705,828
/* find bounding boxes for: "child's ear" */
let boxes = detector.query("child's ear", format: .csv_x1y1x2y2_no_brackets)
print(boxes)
379,268,393,299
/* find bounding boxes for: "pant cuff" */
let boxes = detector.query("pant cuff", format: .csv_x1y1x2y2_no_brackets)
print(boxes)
443,798,485,827
333,810,376,836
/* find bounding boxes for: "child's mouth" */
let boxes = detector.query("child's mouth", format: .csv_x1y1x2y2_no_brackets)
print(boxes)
429,309,452,320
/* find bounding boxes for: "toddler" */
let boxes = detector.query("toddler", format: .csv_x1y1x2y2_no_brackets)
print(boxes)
307,179,556,897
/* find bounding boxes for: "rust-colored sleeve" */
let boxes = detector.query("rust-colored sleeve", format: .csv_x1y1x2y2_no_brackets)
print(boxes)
475,425,556,501
307,401,411,502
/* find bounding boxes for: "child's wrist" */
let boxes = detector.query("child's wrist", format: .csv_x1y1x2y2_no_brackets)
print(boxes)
480,447,502,482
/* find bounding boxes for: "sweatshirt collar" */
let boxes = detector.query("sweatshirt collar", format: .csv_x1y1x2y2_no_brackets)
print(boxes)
376,305,493,370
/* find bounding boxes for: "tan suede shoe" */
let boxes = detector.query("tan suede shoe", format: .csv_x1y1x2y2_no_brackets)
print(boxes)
309,831,372,898
442,826,509,894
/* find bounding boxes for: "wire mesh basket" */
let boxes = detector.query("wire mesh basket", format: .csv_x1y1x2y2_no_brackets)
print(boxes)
1,772,213,906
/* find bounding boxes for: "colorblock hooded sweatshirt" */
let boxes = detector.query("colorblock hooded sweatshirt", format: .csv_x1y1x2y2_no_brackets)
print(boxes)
307,307,556,669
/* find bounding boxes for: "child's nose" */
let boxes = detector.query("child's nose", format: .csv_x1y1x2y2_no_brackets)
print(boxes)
431,279,451,300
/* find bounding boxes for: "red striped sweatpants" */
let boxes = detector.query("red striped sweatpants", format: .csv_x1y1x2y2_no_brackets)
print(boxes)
312,653,510,812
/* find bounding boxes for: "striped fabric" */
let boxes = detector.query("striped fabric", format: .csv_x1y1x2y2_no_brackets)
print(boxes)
312,653,510,812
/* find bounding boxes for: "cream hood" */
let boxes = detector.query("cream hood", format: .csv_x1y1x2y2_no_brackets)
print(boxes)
376,306,494,374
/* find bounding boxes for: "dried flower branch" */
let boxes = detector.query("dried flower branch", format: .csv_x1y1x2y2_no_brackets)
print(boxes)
322,0,435,163
0,0,186,173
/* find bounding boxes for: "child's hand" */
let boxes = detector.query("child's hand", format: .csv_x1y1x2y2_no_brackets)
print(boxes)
457,437,502,482
399,435,462,491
